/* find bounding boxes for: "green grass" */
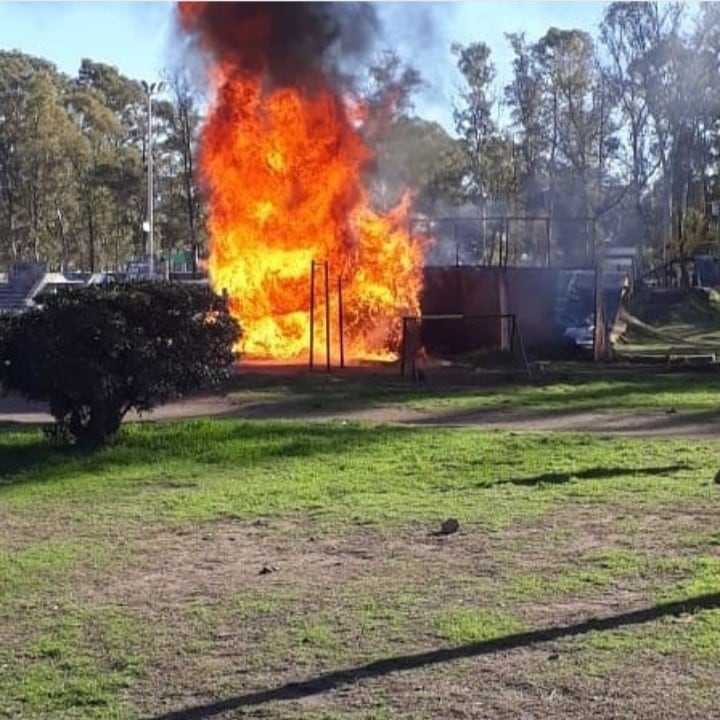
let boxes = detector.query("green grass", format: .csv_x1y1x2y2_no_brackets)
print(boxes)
222,367,720,417
0,542,85,602
435,608,526,644
2,418,720,718
509,548,649,599
2,607,145,719
1,420,715,532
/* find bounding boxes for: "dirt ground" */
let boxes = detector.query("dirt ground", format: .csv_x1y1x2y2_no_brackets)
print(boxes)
1,389,718,437
55,509,720,719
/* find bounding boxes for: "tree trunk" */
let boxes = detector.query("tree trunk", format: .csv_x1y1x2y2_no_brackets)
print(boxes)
69,398,124,448
181,110,198,275
86,194,96,273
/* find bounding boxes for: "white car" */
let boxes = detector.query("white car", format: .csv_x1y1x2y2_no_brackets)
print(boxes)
564,317,594,348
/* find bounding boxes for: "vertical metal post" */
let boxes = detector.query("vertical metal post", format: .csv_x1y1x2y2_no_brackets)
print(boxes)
510,315,516,356
400,316,407,378
337,275,345,369
324,261,331,372
505,217,511,267
592,218,605,362
309,261,315,371
454,220,459,267
147,87,154,277
545,217,551,267
481,203,487,265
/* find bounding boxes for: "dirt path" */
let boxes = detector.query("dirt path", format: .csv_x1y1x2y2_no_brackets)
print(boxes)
1,392,717,437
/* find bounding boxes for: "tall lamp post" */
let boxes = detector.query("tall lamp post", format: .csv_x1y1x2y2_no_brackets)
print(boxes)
141,80,165,277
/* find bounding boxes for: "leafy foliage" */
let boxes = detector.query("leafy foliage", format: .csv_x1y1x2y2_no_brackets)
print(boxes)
0,282,239,447
0,52,206,273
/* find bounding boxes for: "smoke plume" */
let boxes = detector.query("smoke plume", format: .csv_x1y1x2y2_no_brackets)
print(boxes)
177,2,379,88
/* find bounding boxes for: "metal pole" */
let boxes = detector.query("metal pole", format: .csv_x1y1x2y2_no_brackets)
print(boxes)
309,261,315,371
338,275,345,369
545,217,551,267
481,203,487,265
400,316,407,378
147,86,154,278
592,218,605,362
324,261,331,372
499,219,504,267
504,217,510,267
453,220,458,267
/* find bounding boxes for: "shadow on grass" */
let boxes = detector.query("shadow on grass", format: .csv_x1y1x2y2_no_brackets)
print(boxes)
0,420,415,488
497,464,691,487
413,405,720,430
223,369,720,417
145,592,720,720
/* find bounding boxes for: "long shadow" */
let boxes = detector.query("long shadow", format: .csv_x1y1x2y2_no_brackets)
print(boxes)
145,593,720,720
4,370,720,430
226,368,720,408
0,420,415,487
413,404,720,429
497,464,690,487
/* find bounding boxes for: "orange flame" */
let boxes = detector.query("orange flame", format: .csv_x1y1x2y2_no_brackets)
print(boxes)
180,10,426,361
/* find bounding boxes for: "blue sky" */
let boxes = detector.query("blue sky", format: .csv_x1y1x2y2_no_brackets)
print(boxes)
0,1,608,129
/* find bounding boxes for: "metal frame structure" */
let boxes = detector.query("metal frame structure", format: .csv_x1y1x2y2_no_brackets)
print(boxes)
399,312,530,379
308,260,345,372
409,214,598,270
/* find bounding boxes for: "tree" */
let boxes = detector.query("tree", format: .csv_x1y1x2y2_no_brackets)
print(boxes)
157,68,207,272
69,60,146,271
505,32,546,212
370,116,461,213
0,282,240,447
362,50,423,141
503,27,622,262
0,52,82,267
599,3,661,247
451,41,498,204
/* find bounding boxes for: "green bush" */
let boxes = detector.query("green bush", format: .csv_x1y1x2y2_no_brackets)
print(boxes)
0,282,240,448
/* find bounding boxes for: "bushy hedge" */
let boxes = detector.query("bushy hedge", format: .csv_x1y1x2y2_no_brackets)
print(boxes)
0,282,240,447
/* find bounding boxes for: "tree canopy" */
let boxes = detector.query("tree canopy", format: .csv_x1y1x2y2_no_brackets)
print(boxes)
2,3,720,273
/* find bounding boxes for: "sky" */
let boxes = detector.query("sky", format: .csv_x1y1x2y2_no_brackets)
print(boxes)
0,1,609,130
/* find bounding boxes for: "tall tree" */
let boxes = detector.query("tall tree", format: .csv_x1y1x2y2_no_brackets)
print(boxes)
69,60,146,271
451,41,498,205
503,28,621,263
158,68,206,272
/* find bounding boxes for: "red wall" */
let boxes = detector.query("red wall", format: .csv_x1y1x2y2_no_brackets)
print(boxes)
421,266,566,355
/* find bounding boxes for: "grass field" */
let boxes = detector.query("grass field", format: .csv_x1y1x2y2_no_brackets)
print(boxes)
220,366,720,420
2,414,720,719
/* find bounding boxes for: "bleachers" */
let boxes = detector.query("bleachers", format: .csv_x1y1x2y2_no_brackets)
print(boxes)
0,282,32,312
0,262,44,313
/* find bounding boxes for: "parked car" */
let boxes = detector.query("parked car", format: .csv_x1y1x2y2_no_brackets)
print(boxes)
564,315,594,348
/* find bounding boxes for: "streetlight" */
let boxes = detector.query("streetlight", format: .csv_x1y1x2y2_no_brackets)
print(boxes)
141,80,165,278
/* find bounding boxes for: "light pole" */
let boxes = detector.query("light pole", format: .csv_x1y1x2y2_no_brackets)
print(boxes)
142,81,164,277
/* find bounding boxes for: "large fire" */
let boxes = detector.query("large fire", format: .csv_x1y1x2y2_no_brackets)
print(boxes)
178,3,426,361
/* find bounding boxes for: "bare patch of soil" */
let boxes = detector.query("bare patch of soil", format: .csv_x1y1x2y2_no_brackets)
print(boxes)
29,506,713,719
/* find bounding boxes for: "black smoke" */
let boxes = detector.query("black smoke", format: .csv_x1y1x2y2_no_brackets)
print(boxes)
177,2,379,88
